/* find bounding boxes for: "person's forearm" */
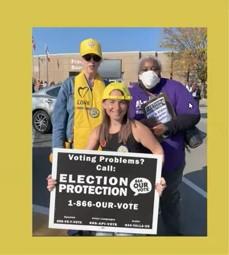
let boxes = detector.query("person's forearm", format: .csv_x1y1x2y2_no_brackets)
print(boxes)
165,114,200,135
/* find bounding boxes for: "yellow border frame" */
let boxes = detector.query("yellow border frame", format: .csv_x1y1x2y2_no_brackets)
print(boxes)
0,0,228,254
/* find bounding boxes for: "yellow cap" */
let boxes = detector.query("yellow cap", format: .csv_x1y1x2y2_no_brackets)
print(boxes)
102,82,132,101
80,38,102,58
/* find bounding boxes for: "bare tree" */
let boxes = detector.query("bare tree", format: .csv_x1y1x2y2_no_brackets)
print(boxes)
161,28,207,98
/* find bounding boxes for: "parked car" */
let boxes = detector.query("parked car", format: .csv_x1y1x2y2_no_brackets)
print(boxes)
32,85,61,133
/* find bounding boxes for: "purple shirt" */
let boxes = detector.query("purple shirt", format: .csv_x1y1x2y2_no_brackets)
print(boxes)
128,78,200,172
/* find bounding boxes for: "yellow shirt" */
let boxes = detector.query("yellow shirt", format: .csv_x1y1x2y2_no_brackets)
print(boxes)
73,72,105,148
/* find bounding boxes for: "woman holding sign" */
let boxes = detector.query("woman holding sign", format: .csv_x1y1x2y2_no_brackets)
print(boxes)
48,82,165,191
47,82,166,236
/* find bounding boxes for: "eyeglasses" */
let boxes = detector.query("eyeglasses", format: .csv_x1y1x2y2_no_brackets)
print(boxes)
83,54,101,62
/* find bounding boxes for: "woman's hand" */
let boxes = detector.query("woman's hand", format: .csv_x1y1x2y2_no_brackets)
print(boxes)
155,177,166,196
46,174,57,192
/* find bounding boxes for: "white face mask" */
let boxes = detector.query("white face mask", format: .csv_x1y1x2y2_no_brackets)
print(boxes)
139,70,160,89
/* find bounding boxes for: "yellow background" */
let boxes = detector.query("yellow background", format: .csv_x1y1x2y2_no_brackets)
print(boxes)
0,0,228,254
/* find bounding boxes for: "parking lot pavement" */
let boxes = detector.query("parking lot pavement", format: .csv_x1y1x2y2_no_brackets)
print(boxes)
33,212,67,236
32,103,207,236
32,128,52,147
181,102,207,235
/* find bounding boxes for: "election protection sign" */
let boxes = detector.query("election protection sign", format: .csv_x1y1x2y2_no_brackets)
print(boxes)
49,148,163,234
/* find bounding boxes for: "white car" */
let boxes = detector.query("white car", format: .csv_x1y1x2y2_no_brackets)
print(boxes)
32,85,61,133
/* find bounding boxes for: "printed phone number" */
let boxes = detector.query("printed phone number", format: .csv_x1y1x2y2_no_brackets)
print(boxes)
68,200,139,210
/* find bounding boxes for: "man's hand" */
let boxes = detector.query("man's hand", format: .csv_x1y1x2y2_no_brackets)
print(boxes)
152,123,168,136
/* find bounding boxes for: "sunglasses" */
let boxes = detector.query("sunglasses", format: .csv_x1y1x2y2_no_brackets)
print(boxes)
83,54,101,62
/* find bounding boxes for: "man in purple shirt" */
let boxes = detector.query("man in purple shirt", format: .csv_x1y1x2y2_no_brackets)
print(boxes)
128,56,200,235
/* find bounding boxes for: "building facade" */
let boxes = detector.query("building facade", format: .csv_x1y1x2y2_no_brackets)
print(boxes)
32,51,186,85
